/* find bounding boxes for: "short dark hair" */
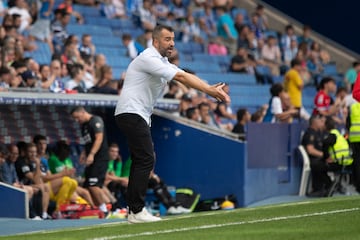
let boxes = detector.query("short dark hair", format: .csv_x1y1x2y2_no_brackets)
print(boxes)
291,58,302,68
0,66,10,76
270,83,284,97
70,106,85,115
325,116,336,131
236,108,247,121
33,134,47,144
186,107,198,119
153,25,174,40
319,77,335,90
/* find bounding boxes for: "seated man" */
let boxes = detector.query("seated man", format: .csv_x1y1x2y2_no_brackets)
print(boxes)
322,117,353,196
301,114,328,196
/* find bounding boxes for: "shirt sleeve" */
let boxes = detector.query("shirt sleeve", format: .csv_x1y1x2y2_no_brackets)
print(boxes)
140,55,180,81
91,116,105,134
271,97,283,115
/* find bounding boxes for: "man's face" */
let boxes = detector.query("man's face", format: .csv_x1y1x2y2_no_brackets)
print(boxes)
72,111,87,124
36,140,47,154
109,147,119,160
154,29,175,58
27,146,37,161
9,146,19,163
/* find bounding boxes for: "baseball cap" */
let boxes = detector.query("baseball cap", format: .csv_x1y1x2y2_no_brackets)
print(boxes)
21,70,37,82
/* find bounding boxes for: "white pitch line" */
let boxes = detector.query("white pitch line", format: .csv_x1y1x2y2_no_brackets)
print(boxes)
89,207,359,240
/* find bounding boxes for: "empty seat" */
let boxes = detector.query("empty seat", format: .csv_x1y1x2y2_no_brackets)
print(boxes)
180,61,222,74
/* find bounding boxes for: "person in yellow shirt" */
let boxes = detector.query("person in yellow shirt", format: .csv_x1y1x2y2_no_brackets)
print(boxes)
284,58,304,114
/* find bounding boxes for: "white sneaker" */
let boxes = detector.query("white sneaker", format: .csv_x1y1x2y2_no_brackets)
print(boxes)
127,207,161,223
176,206,192,214
31,216,43,221
167,206,182,215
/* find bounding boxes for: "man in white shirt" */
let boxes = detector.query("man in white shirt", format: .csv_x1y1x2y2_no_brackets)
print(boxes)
114,25,230,223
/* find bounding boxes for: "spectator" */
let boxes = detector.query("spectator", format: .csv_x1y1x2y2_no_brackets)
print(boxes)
234,12,246,36
19,69,40,88
78,34,96,59
232,108,251,140
138,0,157,30
90,65,118,94
198,102,218,128
61,36,83,65
261,35,282,76
185,106,200,122
255,4,269,31
334,87,348,133
136,29,153,49
230,46,257,75
181,15,203,44
248,12,263,39
56,0,84,24
28,0,54,53
297,25,313,47
283,39,298,66
152,0,169,22
284,58,304,115
208,36,227,56
202,4,217,37
169,0,187,22
301,114,328,196
51,8,70,54
163,80,179,99
122,33,144,59
81,55,96,90
49,59,65,93
214,83,235,119
8,0,32,33
94,53,107,81
15,143,51,219
344,61,360,93
312,77,338,117
280,24,297,56
263,83,298,123
215,5,238,55
251,107,266,123
65,63,87,93
0,66,11,91
310,41,331,65
178,93,193,117
101,0,126,19
71,106,110,216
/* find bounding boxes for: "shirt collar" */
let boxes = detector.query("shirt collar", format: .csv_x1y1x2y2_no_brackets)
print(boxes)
149,46,168,62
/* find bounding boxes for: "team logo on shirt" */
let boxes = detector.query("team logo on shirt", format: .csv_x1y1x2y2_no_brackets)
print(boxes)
95,122,101,129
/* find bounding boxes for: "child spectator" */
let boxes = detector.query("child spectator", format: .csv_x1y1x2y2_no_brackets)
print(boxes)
263,83,298,123
232,108,251,140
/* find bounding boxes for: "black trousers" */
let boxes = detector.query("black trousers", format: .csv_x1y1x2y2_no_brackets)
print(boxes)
351,142,360,192
115,113,155,213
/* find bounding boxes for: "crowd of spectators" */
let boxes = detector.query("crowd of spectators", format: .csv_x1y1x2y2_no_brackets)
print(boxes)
0,0,358,138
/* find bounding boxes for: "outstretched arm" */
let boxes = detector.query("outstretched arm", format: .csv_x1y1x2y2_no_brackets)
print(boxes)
172,71,230,103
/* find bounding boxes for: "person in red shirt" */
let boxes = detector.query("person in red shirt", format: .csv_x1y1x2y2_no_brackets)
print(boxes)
353,72,360,102
312,77,339,116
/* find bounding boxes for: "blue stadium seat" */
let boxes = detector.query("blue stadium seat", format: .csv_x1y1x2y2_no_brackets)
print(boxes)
230,85,270,96
91,35,123,48
106,56,131,68
112,67,127,78
73,4,101,17
322,63,338,76
67,24,113,36
180,61,222,74
192,53,217,63
96,46,127,57
197,73,258,85
175,42,192,54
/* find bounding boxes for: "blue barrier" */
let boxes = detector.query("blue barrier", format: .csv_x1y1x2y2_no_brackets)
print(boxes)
0,183,29,219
